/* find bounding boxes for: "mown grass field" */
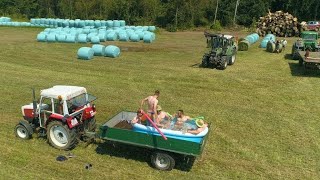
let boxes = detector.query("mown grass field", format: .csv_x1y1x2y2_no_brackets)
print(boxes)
0,27,319,179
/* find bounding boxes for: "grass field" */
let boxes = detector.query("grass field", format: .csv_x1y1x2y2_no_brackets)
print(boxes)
0,27,319,179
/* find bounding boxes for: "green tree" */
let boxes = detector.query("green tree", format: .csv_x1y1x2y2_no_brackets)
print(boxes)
58,0,75,19
237,0,269,26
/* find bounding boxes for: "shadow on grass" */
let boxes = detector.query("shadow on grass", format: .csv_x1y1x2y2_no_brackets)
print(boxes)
95,140,195,171
288,62,320,77
284,53,294,60
190,63,202,68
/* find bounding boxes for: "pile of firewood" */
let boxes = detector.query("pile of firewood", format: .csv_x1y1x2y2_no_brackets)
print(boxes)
256,11,307,37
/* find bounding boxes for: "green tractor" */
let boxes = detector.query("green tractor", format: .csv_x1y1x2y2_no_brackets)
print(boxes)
291,31,319,60
202,32,237,70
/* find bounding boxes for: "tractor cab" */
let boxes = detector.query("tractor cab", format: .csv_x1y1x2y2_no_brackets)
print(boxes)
300,31,319,50
205,33,235,49
36,85,97,128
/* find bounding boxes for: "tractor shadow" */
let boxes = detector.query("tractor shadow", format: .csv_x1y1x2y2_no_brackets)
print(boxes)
284,53,294,60
94,140,195,171
288,62,320,77
190,63,202,68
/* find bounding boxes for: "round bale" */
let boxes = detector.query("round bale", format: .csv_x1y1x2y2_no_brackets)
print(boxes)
92,44,106,56
77,47,94,60
105,45,120,58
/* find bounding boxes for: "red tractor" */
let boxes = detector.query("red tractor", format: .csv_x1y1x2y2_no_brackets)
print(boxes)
15,85,97,150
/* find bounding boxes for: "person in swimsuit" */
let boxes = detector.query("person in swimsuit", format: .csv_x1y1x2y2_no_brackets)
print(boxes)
155,105,172,129
140,90,160,122
131,109,147,125
186,119,208,135
173,110,191,130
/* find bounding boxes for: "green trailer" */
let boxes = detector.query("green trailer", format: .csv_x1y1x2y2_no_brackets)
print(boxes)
98,111,211,171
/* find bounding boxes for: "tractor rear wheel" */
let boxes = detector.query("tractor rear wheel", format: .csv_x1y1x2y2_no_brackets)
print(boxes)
151,151,175,171
47,121,78,150
15,123,31,140
217,56,228,70
228,54,236,65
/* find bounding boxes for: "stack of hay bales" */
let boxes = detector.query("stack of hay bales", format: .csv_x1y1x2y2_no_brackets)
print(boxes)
77,45,120,60
36,26,156,44
238,33,259,51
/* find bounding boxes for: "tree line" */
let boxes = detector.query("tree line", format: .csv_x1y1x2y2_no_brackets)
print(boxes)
0,0,319,30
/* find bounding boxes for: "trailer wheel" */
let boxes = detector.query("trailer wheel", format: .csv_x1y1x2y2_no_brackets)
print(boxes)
151,151,175,171
15,124,31,140
47,121,78,150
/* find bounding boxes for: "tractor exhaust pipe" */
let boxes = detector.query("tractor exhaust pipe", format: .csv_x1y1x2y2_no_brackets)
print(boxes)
32,88,37,117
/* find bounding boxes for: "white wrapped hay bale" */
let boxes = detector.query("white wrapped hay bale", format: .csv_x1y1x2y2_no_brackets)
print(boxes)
106,32,117,41
77,47,94,60
65,35,76,43
143,34,153,43
119,32,129,41
47,33,57,42
105,45,120,58
37,34,47,42
77,34,88,43
92,44,106,56
130,33,140,42
56,34,66,42
91,36,100,44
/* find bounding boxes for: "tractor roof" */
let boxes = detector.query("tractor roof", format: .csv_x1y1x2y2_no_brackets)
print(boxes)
40,85,87,100
204,31,234,39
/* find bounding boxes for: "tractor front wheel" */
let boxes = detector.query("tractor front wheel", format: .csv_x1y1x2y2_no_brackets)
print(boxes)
228,54,236,65
217,56,228,70
201,54,209,68
15,123,31,140
47,121,78,150
151,151,175,171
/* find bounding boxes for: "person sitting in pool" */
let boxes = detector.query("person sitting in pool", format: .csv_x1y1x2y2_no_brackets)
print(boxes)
173,110,191,130
155,105,172,129
186,119,208,135
131,109,147,125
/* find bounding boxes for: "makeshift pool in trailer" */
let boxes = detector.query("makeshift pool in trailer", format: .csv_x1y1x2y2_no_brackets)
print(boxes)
99,111,211,171
132,123,209,143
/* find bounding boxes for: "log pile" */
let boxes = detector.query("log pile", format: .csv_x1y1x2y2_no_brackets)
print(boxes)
256,11,307,37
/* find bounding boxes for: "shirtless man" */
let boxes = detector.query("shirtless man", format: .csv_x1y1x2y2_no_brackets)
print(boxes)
140,90,160,122
173,110,191,130
155,105,172,128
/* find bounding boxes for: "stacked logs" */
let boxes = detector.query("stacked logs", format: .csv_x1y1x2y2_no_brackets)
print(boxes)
256,11,307,37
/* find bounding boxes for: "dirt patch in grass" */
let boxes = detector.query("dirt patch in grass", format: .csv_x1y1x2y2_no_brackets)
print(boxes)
114,120,133,130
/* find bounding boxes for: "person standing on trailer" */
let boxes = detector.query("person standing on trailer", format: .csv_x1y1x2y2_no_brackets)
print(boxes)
140,90,160,123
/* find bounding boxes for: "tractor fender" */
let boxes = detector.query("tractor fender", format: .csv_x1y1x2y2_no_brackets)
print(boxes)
46,115,79,129
18,120,33,135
